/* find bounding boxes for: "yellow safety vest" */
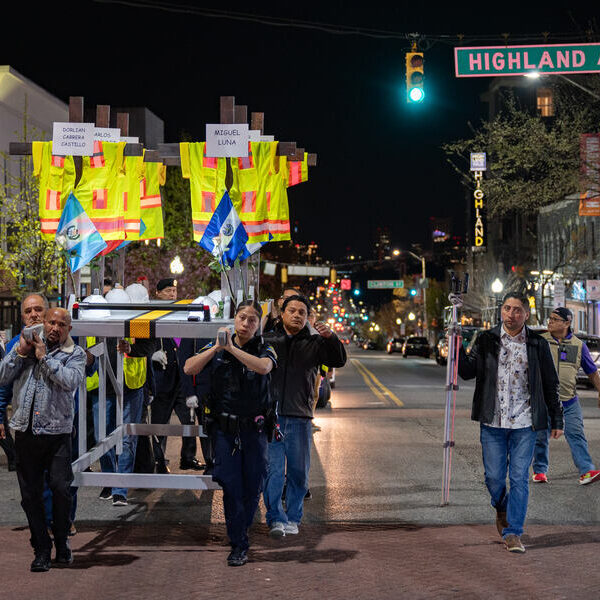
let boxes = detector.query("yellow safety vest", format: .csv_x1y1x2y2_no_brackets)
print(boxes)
180,142,228,242
32,142,77,240
287,152,309,187
114,154,145,241
72,141,127,241
85,336,146,391
139,157,166,240
86,336,99,391
266,154,291,242
230,141,276,244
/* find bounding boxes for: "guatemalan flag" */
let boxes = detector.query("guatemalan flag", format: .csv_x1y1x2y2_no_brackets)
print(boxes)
55,192,107,272
199,192,249,267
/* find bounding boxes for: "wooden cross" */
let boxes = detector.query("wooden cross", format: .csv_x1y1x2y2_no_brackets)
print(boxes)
8,97,140,299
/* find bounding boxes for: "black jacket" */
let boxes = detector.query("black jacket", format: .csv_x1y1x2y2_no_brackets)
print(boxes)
458,325,563,431
204,335,277,417
178,338,212,399
264,323,347,419
153,338,181,396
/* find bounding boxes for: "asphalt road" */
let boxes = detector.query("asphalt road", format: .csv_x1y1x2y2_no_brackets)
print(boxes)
1,347,599,529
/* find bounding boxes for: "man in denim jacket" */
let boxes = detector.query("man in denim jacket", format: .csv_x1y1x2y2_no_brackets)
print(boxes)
0,299,85,572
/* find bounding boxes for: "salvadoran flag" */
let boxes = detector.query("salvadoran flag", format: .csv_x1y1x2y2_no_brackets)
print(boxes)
239,233,273,261
55,192,107,272
199,192,249,267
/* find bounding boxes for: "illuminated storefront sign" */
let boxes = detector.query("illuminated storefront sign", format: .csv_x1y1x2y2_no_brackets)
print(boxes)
472,170,486,249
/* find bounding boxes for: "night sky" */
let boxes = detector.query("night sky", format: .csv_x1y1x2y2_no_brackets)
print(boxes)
2,2,598,258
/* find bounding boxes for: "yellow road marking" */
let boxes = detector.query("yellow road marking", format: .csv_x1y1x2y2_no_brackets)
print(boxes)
351,358,404,407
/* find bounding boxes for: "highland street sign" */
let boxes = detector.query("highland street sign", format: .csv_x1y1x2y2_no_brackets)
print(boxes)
454,43,600,77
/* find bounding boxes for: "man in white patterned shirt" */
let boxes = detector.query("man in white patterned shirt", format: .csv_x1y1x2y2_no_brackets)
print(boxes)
459,293,563,553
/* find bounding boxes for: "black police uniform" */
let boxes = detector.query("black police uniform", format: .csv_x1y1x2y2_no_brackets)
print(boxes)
151,337,198,469
178,337,214,471
201,335,277,554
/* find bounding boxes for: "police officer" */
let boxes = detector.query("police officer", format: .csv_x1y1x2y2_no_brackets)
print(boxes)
184,300,277,567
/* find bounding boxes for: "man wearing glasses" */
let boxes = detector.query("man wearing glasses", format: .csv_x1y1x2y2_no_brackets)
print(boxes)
532,307,600,486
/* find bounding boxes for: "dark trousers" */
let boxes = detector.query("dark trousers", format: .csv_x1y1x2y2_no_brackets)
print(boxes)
14,430,73,553
1,412,16,467
212,428,268,551
151,389,197,464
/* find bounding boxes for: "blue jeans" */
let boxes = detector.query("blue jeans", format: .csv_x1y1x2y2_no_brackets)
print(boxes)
110,388,144,499
91,391,117,474
212,428,268,550
480,424,537,538
264,416,312,526
533,399,594,476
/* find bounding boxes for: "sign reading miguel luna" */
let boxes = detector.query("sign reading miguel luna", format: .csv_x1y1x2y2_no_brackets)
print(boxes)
470,153,486,250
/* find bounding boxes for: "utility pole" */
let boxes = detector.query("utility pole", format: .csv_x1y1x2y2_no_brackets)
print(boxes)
408,250,427,340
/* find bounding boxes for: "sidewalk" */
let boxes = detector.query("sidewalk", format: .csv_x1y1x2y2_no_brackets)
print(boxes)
3,521,599,599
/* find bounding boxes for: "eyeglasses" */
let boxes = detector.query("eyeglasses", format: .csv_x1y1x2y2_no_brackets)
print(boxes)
548,316,568,323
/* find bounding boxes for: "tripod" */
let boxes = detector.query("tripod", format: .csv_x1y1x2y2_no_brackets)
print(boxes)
441,272,469,506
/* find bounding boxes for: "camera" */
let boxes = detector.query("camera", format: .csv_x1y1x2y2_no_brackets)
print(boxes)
22,323,44,341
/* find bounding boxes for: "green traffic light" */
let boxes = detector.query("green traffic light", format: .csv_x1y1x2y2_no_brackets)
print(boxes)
409,87,424,102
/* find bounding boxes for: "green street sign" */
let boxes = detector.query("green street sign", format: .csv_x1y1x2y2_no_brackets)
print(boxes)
454,43,600,77
367,280,404,289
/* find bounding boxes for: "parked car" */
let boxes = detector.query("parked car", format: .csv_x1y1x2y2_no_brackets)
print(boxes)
386,337,405,354
435,326,483,366
362,339,378,350
576,333,600,387
402,336,431,358
435,335,448,365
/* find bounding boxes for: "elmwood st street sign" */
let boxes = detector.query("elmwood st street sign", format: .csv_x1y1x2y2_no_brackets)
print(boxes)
455,42,600,77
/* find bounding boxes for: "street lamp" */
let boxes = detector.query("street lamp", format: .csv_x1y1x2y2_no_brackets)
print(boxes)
491,278,504,325
170,255,184,275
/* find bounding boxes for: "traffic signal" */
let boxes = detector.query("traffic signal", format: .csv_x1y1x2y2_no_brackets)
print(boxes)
409,288,417,296
406,51,424,103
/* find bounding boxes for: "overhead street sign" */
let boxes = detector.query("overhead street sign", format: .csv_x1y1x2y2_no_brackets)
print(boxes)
454,43,600,78
368,280,404,289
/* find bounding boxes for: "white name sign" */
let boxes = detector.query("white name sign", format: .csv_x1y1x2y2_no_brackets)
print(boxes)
52,122,95,156
121,136,139,144
206,123,249,157
94,127,121,142
248,130,262,142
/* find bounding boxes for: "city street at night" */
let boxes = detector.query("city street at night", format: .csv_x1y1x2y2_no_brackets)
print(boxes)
2,347,600,599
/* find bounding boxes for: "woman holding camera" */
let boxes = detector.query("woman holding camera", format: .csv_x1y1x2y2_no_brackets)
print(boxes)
184,300,277,567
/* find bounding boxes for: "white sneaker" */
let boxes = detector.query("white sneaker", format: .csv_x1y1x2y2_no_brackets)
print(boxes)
269,522,286,537
285,521,299,535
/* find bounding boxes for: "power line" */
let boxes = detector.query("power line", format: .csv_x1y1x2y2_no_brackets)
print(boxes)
93,0,597,45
